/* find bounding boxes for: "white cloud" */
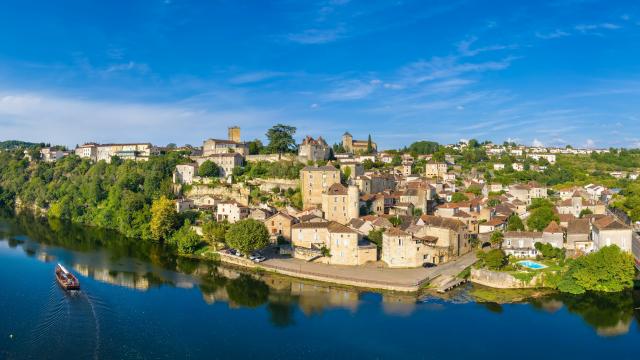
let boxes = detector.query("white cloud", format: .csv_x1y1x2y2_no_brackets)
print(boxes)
286,27,345,44
535,30,570,39
324,79,380,101
229,71,287,84
0,90,281,147
532,138,544,147
574,23,621,33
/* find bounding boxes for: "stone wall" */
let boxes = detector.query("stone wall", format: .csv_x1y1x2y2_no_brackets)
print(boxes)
186,184,250,206
250,178,299,192
246,154,298,163
470,268,544,289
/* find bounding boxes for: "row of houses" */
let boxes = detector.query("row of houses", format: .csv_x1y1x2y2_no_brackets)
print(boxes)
502,215,633,258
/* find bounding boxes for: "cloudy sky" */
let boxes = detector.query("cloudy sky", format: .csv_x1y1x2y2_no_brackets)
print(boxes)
1,0,639,149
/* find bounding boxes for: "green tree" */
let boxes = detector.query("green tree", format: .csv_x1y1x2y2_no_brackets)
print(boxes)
247,139,264,155
579,208,593,218
341,166,351,183
150,196,179,241
527,206,559,231
198,160,220,177
202,220,229,249
366,134,373,154
507,213,525,231
407,141,439,155
389,216,402,227
367,229,384,250
451,192,469,202
490,231,504,247
266,124,297,154
170,220,201,254
484,249,507,270
558,245,635,294
225,219,270,255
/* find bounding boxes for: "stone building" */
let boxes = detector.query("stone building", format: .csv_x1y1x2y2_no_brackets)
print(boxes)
264,212,298,243
298,136,330,162
321,183,359,224
173,163,198,184
291,221,377,265
566,218,592,252
381,228,440,268
300,165,341,209
425,162,447,179
592,216,633,253
342,132,376,154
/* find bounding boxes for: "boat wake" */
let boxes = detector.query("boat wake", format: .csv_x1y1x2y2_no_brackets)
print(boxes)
29,280,109,359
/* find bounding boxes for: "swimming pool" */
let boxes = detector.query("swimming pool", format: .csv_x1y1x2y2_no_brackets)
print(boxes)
517,260,547,270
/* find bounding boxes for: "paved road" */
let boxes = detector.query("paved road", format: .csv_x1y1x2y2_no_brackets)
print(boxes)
260,251,478,288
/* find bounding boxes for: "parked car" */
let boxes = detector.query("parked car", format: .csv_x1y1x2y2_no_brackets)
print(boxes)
422,262,437,268
252,255,266,263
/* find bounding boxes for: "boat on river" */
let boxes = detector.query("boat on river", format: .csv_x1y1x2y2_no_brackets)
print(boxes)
55,264,80,290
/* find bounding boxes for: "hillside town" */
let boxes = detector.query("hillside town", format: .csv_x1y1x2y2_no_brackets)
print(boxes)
4,125,640,292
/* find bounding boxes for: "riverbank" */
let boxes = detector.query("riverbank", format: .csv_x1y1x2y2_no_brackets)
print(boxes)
216,250,478,293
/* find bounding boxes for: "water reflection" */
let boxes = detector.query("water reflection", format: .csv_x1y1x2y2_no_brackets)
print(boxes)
1,214,639,336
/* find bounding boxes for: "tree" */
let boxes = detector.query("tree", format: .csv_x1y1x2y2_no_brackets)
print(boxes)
507,213,525,231
225,219,270,255
202,220,229,249
579,208,593,218
150,196,179,241
407,141,439,155
341,166,351,183
527,206,559,231
366,134,373,154
490,231,504,247
247,139,264,155
367,229,384,250
534,242,565,260
391,154,402,166
170,220,201,254
198,160,220,177
484,249,508,270
266,124,297,154
451,192,469,202
558,245,635,294
389,216,402,227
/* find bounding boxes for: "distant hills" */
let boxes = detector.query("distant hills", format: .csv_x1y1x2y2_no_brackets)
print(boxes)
0,140,43,150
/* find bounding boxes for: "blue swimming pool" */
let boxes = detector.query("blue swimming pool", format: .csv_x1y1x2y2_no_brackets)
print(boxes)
518,260,547,269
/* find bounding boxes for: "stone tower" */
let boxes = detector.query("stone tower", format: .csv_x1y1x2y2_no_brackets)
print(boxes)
228,126,241,143
342,132,353,153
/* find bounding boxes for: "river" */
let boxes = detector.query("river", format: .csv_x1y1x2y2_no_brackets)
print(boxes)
0,215,638,359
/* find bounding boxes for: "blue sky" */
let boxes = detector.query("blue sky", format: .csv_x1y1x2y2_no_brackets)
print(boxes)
1,0,639,149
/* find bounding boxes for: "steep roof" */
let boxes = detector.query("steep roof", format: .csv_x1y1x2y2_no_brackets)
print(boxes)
385,227,410,237
326,183,348,195
543,221,563,234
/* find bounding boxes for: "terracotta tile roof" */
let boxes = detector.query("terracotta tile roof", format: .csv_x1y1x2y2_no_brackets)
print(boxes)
543,221,563,234
419,215,465,231
558,214,576,222
265,212,296,222
302,165,339,172
326,183,348,195
593,216,630,231
385,227,410,237
504,231,543,238
567,218,590,234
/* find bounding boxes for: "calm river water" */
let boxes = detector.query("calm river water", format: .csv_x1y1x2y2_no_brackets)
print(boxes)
0,215,638,359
